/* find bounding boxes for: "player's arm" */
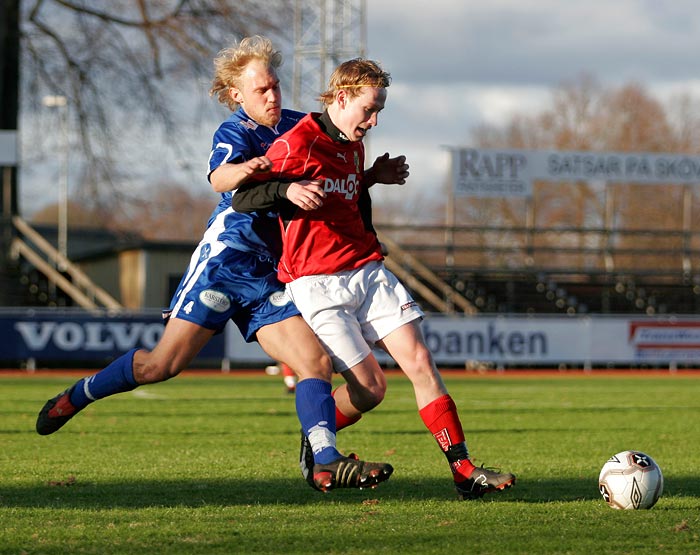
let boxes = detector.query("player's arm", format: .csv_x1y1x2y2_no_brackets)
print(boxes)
358,186,375,234
232,179,325,212
231,180,288,212
357,188,388,254
209,156,273,193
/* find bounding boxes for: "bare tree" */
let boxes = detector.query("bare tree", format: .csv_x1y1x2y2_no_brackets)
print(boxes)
129,181,217,241
31,180,216,241
20,0,293,222
468,76,700,273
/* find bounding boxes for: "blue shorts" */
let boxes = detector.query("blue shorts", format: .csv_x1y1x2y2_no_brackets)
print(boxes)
167,238,299,342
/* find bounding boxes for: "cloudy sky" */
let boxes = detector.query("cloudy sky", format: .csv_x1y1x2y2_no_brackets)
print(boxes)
20,0,700,220
362,0,700,212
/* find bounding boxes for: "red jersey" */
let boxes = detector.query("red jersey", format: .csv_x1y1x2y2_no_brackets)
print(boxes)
264,113,382,282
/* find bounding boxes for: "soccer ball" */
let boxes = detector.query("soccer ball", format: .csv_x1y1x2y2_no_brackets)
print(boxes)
598,450,663,510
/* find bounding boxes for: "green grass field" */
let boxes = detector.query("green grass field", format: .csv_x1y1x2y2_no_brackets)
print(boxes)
1,371,699,554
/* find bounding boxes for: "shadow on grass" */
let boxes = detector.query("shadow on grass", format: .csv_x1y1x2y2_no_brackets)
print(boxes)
1,475,699,509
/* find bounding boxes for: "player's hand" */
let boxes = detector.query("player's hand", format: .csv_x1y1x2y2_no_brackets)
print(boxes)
370,152,409,185
209,156,274,193
241,156,273,177
287,180,325,210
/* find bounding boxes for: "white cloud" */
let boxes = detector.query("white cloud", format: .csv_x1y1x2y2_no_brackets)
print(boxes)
362,0,700,203
368,0,700,85
21,1,700,217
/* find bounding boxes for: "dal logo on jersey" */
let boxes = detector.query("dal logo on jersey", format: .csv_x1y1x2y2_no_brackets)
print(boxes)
199,289,231,313
324,173,358,200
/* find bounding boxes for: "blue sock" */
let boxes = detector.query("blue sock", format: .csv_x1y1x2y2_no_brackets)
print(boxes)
295,378,341,464
69,349,139,409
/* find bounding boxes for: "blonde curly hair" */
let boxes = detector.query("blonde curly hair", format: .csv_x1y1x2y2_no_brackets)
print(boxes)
210,35,283,111
318,58,391,107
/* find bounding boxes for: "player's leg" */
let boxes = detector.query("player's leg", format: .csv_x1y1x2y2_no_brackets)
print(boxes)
258,317,389,491
36,234,230,436
35,318,215,435
355,262,514,498
285,270,390,428
332,353,387,424
378,320,515,499
256,314,392,491
256,315,332,382
376,322,448,407
132,319,216,383
287,352,391,491
256,315,341,464
282,273,390,427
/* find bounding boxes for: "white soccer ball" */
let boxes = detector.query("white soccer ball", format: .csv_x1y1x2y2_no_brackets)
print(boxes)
598,450,663,510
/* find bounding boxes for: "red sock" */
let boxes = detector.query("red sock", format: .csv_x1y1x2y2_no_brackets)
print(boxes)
419,394,475,480
281,364,296,391
281,363,295,378
332,388,362,431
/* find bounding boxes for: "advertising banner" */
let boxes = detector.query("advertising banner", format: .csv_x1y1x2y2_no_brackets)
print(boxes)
426,316,700,364
451,147,700,197
2,310,697,367
226,314,700,366
0,310,225,362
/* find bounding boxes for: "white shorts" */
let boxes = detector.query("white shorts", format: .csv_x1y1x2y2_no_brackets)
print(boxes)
286,260,424,372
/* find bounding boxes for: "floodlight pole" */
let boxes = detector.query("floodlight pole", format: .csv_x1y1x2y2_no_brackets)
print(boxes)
42,95,69,271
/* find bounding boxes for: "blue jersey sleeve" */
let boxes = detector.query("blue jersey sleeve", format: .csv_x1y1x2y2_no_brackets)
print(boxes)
205,108,306,230
207,108,306,180
207,117,255,177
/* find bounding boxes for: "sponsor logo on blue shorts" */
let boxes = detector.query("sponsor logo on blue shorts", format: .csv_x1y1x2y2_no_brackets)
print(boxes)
199,289,231,312
269,291,290,307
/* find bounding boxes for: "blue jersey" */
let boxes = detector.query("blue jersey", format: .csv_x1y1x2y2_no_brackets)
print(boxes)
166,107,305,340
206,108,305,257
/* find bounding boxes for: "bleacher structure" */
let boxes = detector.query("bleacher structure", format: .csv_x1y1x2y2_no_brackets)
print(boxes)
2,212,699,318
375,223,700,317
